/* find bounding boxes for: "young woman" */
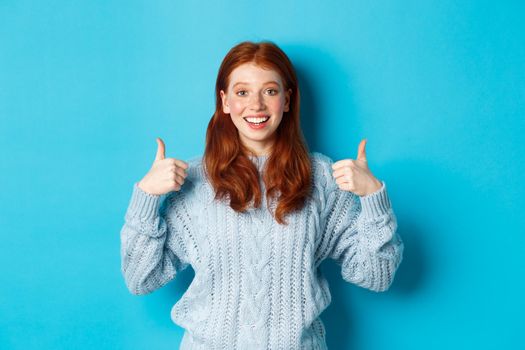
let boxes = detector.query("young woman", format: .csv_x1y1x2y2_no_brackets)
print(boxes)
120,40,404,350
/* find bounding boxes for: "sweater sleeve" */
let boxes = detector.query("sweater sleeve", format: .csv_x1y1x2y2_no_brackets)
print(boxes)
316,156,404,292
120,182,191,295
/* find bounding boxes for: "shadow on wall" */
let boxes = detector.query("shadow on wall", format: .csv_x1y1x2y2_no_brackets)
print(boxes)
142,266,195,333
320,222,426,348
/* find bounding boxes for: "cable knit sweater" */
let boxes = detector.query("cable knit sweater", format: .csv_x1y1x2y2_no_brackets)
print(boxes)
120,152,404,350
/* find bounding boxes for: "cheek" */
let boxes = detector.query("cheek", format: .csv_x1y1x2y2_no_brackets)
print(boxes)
229,100,245,115
269,98,286,111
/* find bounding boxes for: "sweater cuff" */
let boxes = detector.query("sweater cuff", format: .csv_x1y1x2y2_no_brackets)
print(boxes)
126,182,163,221
359,181,392,218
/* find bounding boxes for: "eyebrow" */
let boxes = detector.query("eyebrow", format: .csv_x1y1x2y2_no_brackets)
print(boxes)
232,81,280,88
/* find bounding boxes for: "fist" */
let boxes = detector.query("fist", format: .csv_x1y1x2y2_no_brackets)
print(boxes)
138,137,189,196
331,139,382,196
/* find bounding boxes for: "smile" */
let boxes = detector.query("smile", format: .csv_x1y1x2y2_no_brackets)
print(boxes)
243,116,270,125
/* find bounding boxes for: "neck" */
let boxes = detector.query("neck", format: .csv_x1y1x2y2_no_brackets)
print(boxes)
240,137,275,157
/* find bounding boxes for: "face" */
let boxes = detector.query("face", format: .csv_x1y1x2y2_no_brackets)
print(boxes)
220,62,292,156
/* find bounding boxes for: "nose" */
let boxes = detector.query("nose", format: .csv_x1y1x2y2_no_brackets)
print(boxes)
249,92,266,111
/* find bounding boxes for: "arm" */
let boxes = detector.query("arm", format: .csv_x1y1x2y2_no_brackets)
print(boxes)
120,183,191,295
317,159,404,292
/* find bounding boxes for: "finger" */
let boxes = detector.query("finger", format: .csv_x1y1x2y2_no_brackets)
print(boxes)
341,182,353,192
174,166,188,179
173,173,186,186
170,181,181,191
167,164,187,179
332,159,355,171
335,175,352,187
357,138,367,162
155,137,166,161
165,158,189,172
167,176,183,191
332,168,351,180
173,158,189,170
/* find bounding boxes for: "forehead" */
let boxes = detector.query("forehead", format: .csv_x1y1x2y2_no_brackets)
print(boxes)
228,63,283,87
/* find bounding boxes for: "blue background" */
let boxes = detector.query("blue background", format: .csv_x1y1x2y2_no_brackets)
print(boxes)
1,1,524,349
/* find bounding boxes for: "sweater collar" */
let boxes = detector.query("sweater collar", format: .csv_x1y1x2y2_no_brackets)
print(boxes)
247,154,269,171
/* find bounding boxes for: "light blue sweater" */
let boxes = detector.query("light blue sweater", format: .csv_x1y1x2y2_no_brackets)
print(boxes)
120,152,404,349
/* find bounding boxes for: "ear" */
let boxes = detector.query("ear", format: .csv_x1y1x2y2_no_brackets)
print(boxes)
284,88,292,112
220,90,230,114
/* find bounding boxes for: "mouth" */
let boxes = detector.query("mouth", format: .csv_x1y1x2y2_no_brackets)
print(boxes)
243,115,271,126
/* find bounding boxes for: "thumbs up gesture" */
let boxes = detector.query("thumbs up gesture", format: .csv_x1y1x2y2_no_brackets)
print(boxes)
331,139,383,196
137,137,189,196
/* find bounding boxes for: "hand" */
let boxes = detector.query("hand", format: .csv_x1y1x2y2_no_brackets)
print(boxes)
331,139,383,196
138,137,189,195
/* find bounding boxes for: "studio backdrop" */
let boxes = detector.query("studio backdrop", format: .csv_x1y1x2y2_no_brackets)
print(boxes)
1,1,523,349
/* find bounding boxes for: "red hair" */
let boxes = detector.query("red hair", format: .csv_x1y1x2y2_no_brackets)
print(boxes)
203,40,312,225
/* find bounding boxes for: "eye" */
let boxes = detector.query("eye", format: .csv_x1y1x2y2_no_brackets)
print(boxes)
266,88,278,95
235,90,247,96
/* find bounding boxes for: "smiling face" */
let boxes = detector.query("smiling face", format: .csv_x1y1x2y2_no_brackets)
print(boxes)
220,62,292,156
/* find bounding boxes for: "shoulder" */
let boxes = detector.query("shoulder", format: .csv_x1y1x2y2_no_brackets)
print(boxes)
308,151,359,202
161,155,205,205
309,151,334,170
308,152,359,215
309,151,337,192
185,154,206,183
169,154,214,207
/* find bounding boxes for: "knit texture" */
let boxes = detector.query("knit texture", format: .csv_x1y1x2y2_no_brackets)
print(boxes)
120,152,404,350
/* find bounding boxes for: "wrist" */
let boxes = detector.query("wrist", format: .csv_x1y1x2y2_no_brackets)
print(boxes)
138,180,151,194
359,180,392,217
364,179,382,196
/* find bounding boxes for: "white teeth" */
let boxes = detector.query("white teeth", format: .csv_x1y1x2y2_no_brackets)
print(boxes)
245,116,270,123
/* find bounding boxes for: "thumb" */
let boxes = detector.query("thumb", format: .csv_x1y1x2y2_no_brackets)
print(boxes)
357,138,367,162
155,137,166,161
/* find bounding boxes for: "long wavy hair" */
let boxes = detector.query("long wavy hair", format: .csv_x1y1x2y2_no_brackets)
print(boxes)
203,40,312,225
